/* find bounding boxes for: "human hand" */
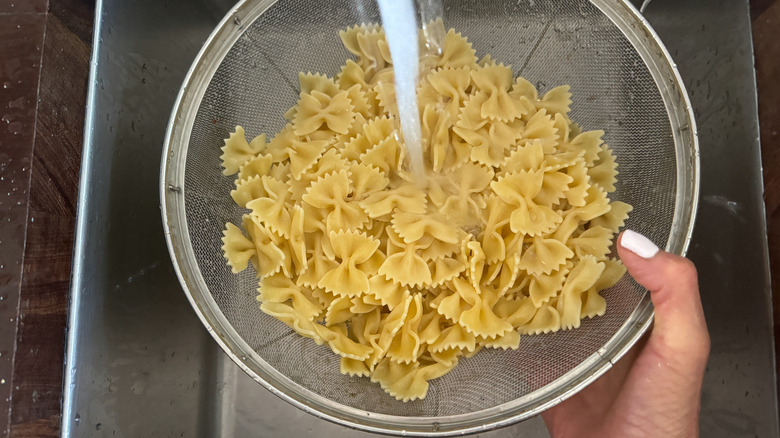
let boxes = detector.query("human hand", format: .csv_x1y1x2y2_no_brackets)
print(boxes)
541,230,710,438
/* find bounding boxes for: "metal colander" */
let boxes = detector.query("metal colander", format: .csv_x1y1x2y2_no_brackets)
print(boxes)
161,0,698,435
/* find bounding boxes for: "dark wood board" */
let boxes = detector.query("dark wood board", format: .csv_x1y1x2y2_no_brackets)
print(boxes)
753,0,780,412
0,0,93,436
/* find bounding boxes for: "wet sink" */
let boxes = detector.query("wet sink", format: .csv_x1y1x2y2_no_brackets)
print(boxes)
62,0,778,436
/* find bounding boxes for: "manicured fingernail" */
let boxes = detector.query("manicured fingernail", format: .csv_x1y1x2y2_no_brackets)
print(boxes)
620,229,660,259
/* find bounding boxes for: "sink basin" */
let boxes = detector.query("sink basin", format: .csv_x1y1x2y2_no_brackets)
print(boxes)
62,0,778,436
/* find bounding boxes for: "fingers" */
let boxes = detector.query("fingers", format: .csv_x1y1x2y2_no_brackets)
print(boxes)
617,230,710,362
608,230,710,437
542,231,709,438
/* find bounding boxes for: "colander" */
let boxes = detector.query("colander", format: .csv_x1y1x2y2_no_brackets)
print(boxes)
160,0,699,435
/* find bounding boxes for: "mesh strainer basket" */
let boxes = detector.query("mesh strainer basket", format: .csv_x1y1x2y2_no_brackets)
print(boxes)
161,0,699,435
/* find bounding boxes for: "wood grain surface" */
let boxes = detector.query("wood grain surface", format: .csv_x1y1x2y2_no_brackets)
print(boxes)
10,2,92,435
753,0,780,408
0,0,93,436
0,6,47,438
0,1,776,437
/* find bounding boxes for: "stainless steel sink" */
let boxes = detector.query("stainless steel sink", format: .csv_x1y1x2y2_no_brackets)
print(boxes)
62,0,778,436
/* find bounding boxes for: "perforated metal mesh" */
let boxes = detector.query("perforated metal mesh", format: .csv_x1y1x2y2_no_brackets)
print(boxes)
169,0,696,432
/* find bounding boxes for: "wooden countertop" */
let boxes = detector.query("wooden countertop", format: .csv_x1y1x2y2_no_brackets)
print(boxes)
0,1,776,436
754,2,780,403
0,0,92,436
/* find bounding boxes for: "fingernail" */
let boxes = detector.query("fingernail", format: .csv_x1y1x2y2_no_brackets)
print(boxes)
620,229,660,259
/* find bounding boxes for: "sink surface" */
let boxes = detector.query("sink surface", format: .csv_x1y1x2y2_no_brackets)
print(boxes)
62,0,778,436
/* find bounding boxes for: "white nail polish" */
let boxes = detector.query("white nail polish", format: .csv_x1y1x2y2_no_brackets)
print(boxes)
620,229,660,259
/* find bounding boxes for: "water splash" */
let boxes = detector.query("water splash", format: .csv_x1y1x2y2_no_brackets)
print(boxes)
419,0,444,56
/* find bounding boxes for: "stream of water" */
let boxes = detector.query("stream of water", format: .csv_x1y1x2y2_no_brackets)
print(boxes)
377,0,443,184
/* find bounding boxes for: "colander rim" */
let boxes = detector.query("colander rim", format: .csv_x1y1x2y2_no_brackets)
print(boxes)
159,0,699,435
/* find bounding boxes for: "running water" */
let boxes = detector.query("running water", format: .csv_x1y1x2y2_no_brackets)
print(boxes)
376,0,442,184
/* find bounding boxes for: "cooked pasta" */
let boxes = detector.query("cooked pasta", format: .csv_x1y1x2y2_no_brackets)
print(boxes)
220,21,633,402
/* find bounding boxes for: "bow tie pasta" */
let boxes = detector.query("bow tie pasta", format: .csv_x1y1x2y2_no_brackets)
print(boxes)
220,21,633,402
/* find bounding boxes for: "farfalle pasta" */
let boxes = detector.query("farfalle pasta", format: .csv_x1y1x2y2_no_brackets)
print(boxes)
220,21,633,402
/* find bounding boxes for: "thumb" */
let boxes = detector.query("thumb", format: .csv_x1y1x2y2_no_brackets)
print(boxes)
617,230,710,360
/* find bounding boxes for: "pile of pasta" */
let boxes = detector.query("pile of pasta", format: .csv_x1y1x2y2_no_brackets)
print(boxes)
220,22,633,402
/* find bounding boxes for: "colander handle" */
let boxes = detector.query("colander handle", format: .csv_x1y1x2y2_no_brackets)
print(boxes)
627,0,652,13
